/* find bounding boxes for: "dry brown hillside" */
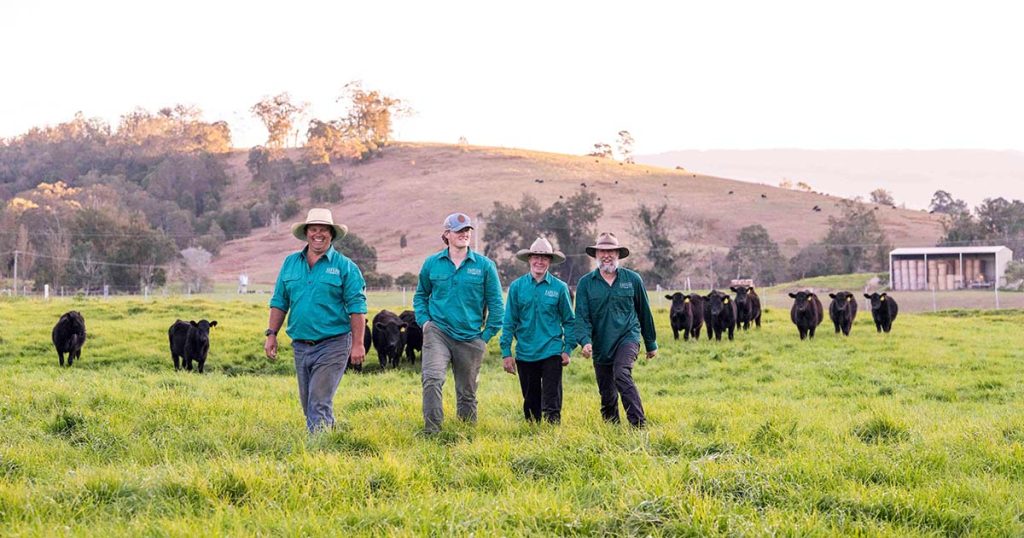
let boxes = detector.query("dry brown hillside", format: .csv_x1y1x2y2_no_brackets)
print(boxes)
210,143,944,285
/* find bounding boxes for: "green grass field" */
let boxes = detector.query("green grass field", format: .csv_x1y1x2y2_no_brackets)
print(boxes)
1,295,1023,536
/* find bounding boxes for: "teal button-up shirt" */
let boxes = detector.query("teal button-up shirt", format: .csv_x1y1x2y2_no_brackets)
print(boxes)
500,271,575,361
269,246,367,341
574,267,658,364
413,248,504,342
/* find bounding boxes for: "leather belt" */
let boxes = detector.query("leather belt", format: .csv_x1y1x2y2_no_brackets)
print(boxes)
293,334,342,346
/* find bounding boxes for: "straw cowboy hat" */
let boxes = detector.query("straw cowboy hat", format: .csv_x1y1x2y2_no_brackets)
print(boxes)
585,232,630,259
515,237,566,264
291,208,348,241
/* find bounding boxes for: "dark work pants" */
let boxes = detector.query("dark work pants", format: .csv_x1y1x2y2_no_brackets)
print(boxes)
593,341,645,427
516,355,563,423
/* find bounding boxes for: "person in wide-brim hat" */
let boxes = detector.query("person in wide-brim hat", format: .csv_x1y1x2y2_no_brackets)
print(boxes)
516,237,566,265
584,232,629,259
290,208,348,241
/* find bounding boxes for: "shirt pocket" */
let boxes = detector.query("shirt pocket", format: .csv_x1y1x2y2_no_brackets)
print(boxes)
611,287,634,313
429,270,453,299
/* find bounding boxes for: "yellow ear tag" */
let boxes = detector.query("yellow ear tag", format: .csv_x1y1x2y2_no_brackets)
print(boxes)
684,298,690,303
847,296,852,302
881,296,886,302
724,298,730,304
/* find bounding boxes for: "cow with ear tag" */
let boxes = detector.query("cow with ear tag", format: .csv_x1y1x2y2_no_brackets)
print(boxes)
828,291,858,336
665,292,704,341
789,291,823,340
704,290,736,341
729,285,762,330
864,292,898,333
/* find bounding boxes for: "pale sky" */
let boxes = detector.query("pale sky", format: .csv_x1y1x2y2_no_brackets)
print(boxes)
2,0,1022,155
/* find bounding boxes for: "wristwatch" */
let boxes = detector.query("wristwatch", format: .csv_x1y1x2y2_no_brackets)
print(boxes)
264,329,278,337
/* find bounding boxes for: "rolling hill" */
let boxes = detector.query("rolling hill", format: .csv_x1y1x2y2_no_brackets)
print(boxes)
209,143,944,285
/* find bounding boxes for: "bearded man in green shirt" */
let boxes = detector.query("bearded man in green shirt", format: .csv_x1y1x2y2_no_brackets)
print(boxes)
500,237,575,424
575,232,658,428
414,212,505,435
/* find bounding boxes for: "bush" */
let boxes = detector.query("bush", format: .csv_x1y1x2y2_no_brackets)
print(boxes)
363,271,394,289
395,272,418,288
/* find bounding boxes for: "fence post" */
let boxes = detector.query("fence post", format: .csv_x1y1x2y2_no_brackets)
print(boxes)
995,285,1000,309
44,284,49,300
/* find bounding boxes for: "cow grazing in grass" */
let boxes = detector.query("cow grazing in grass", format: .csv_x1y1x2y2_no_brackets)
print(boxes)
704,290,736,341
828,291,858,336
730,285,762,330
864,292,899,333
372,310,407,369
789,291,823,340
52,311,86,367
168,319,218,373
399,310,422,363
347,324,372,373
665,292,704,341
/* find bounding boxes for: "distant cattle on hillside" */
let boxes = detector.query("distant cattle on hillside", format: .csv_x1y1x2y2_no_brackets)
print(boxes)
52,311,86,367
828,291,858,336
665,292,704,341
730,285,762,330
789,291,823,340
169,319,218,373
864,293,899,333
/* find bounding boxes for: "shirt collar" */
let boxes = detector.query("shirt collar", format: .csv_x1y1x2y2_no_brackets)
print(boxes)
440,248,477,263
529,271,554,285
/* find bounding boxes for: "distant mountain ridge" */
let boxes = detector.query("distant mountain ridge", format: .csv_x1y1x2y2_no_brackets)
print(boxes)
634,149,1024,210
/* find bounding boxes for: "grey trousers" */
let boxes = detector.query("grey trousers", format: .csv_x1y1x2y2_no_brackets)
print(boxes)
593,341,646,427
421,322,487,433
293,333,352,432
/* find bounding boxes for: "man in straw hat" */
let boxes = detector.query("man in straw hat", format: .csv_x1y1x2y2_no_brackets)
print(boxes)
265,208,367,432
574,232,658,428
500,237,575,424
414,212,504,435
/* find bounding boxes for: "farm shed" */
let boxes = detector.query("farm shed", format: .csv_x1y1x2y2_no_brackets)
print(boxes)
889,246,1013,291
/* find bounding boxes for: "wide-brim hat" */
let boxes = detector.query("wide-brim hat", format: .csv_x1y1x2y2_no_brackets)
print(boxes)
585,232,630,259
291,208,348,241
515,237,566,265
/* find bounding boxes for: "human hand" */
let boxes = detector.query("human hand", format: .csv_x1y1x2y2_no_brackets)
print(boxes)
264,335,278,361
502,356,516,374
646,349,657,359
561,352,571,366
349,344,366,366
581,344,593,359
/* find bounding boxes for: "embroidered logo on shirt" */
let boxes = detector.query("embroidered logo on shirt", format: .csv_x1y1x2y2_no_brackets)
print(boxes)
326,268,341,275
467,268,483,276
545,290,559,298
619,282,633,289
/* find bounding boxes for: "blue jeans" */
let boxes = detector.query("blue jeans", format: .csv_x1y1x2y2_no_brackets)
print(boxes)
293,333,351,432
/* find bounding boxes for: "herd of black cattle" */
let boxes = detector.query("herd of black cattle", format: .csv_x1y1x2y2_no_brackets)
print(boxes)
665,286,898,341
47,290,899,370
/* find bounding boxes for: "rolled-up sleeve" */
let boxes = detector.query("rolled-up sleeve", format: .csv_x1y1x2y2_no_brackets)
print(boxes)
342,259,368,315
481,260,505,343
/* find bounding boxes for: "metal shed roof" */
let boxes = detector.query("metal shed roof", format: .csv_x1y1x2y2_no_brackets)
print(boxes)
890,246,1011,256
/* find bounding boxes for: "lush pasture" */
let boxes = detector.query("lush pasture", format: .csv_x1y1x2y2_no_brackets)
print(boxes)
1,296,1023,536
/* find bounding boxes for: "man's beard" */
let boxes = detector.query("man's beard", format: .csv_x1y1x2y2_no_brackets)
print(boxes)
599,260,618,274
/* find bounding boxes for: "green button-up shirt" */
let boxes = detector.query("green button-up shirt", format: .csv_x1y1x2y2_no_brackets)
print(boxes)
413,248,504,342
269,246,367,341
574,267,658,364
500,271,575,361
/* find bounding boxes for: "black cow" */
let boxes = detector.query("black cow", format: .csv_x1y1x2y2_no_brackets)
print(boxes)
828,291,858,336
52,311,86,367
704,290,736,341
372,310,407,368
347,324,372,373
788,291,823,340
665,292,704,341
864,292,899,333
399,310,422,363
168,319,218,373
730,285,762,330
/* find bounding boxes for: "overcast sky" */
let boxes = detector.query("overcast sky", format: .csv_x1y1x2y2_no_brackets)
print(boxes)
2,0,1022,155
